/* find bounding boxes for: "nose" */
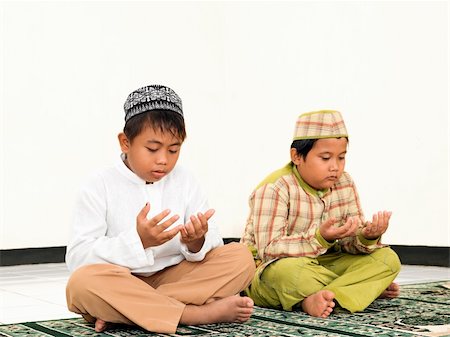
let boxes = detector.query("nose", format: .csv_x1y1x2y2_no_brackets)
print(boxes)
156,152,167,165
329,158,338,171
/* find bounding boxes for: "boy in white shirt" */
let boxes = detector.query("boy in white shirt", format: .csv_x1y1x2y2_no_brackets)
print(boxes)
65,85,255,334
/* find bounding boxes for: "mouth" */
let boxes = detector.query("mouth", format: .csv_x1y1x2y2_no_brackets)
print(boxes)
152,170,166,179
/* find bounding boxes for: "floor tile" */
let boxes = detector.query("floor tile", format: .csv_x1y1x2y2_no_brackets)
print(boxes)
0,290,46,307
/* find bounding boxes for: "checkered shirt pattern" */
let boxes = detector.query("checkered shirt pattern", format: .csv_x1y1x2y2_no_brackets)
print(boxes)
241,166,384,266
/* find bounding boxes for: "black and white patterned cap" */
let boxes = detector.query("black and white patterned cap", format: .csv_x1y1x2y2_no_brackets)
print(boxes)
124,85,183,122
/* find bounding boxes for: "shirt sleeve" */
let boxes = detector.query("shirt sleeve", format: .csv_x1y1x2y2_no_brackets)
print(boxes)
65,174,152,272
241,192,257,248
252,182,329,262
179,171,223,261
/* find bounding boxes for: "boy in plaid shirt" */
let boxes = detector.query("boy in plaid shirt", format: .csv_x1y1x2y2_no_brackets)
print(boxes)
241,110,400,317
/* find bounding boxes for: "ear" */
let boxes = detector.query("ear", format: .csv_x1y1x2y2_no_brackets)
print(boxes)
118,132,130,153
290,148,302,165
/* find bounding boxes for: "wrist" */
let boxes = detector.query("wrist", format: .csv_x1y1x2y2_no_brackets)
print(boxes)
319,229,334,243
186,237,205,253
316,229,336,248
358,232,380,245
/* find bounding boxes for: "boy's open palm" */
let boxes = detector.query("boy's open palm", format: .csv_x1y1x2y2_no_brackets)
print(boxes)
362,211,391,240
136,203,183,249
180,209,215,252
320,216,360,242
180,209,215,242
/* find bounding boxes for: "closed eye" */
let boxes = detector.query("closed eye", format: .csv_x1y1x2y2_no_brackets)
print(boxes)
169,145,181,154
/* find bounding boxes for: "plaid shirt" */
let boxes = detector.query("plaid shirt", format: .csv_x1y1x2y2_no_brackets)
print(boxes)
241,163,383,267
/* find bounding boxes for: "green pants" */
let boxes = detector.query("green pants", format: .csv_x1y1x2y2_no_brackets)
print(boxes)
246,247,401,313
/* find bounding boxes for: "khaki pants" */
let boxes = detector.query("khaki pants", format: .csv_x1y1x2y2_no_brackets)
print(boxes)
66,243,255,333
246,247,401,312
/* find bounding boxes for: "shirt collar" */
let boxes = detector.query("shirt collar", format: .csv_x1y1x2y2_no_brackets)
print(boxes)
116,153,150,185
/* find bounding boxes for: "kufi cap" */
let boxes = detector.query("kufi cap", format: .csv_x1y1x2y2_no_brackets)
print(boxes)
124,85,183,122
293,110,348,140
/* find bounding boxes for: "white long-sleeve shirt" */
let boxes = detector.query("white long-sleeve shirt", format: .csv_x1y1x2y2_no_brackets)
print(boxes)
66,157,223,276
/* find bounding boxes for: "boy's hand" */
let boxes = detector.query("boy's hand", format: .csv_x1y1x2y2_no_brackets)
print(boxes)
136,203,182,249
180,209,215,253
320,216,360,242
362,211,391,240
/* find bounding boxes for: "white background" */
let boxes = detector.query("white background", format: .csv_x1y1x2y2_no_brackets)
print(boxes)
1,1,448,250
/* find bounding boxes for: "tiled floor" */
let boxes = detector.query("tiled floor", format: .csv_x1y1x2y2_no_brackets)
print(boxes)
0,263,449,324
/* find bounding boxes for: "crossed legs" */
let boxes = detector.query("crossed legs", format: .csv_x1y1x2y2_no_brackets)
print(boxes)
246,247,401,317
66,243,255,333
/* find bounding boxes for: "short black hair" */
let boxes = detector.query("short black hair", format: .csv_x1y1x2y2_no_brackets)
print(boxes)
291,137,349,160
124,109,186,143
291,139,318,159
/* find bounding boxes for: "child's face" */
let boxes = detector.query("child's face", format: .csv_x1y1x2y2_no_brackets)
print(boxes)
118,126,182,183
293,138,348,190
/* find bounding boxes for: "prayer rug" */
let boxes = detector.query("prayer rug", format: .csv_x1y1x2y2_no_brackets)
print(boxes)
0,281,449,337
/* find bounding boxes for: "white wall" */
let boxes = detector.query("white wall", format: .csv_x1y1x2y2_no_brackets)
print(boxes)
1,1,448,249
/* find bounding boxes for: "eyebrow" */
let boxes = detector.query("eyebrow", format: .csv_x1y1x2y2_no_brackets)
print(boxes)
146,140,181,147
318,151,347,155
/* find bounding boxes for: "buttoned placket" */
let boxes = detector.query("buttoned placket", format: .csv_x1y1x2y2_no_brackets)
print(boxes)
143,182,163,221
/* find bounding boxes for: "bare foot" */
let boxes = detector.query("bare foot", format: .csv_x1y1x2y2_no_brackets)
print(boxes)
378,282,400,299
181,296,254,326
301,290,335,318
95,318,107,332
